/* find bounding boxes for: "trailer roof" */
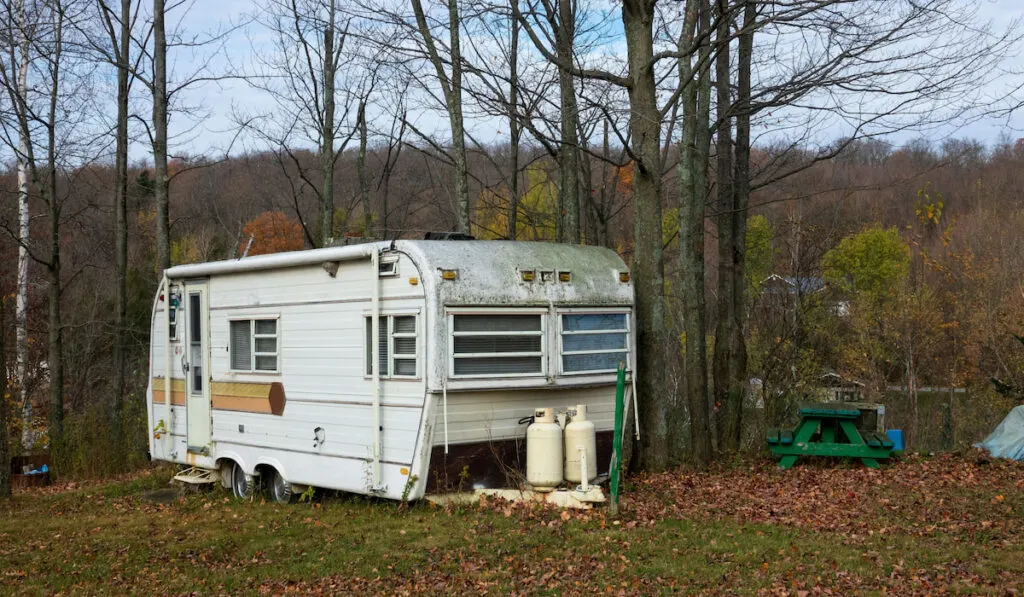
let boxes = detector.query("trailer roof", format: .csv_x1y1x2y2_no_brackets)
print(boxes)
165,240,633,306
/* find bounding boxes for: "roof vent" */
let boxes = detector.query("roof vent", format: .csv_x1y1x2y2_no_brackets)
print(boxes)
424,231,475,241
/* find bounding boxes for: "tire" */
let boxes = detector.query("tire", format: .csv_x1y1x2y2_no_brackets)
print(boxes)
268,468,295,504
231,462,255,499
219,462,233,491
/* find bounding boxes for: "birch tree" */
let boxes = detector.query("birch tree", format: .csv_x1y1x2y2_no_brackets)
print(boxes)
0,0,95,467
7,0,34,451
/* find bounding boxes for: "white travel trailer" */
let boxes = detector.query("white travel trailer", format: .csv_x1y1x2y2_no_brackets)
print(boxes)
147,240,635,502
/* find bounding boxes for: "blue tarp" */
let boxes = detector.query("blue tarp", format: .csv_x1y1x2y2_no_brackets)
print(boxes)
976,405,1024,460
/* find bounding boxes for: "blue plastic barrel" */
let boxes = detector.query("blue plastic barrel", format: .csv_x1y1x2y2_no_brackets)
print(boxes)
886,429,904,452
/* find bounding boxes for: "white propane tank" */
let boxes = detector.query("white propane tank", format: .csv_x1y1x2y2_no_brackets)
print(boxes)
564,404,597,484
526,408,563,492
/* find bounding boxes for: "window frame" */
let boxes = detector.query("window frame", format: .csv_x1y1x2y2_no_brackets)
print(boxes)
378,254,399,278
364,311,420,380
447,308,548,379
167,285,181,342
228,315,281,374
557,307,631,376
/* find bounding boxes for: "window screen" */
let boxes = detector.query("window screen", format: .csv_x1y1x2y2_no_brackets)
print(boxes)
451,314,543,376
366,315,417,378
560,312,628,373
230,321,251,370
230,318,278,372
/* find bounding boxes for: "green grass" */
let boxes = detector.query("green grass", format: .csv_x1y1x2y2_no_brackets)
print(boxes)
1,455,1021,595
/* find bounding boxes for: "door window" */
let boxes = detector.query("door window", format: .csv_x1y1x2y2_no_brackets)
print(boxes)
189,292,203,394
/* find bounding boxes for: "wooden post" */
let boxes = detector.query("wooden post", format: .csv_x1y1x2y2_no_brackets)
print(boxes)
610,362,626,515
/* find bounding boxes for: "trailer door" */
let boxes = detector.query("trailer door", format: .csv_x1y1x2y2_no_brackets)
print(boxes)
183,281,212,453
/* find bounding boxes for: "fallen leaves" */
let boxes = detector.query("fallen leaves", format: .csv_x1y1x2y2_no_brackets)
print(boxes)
623,451,1023,547
2,453,1021,595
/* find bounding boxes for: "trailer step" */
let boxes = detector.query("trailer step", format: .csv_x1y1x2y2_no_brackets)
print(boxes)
173,466,220,485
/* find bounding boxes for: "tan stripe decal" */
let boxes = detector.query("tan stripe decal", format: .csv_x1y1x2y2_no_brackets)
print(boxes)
211,381,271,399
150,378,186,405
151,377,186,392
212,394,274,414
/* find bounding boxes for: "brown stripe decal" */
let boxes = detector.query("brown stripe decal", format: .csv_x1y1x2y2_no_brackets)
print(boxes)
151,378,286,415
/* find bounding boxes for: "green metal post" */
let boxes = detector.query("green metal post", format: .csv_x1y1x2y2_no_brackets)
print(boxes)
610,362,626,515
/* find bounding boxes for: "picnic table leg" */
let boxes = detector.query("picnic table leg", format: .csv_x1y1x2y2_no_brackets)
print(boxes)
820,420,836,444
838,420,880,469
778,418,821,470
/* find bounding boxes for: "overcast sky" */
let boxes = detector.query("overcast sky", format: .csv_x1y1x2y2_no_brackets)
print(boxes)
157,0,1024,162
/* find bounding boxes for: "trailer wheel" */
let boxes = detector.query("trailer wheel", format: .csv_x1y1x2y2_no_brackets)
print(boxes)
231,462,255,500
267,469,295,504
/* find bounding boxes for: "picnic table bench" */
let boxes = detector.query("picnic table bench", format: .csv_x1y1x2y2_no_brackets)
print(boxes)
767,404,894,470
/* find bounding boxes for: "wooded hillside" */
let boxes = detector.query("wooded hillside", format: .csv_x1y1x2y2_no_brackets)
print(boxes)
1,0,1023,483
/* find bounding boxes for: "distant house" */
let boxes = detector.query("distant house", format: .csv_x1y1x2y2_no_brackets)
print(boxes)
817,371,865,402
762,274,825,296
760,274,849,316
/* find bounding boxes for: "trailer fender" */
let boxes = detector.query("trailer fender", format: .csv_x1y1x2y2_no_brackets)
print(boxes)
254,456,289,482
215,451,249,476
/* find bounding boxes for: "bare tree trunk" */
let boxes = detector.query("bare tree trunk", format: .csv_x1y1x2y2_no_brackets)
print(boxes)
694,2,714,447
379,109,406,238
15,3,31,449
447,0,468,233
678,0,712,467
320,6,336,245
906,323,917,450
112,0,131,455
507,10,520,240
577,124,593,244
46,2,65,471
153,0,170,271
556,0,580,244
594,119,610,247
357,99,370,236
623,0,669,472
712,0,738,453
47,229,63,469
725,0,755,452
1,296,10,497
411,0,470,233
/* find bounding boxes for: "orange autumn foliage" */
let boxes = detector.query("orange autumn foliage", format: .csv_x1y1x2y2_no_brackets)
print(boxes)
612,162,634,196
240,211,305,256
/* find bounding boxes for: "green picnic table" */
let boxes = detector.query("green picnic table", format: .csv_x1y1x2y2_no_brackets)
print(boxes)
767,404,894,469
